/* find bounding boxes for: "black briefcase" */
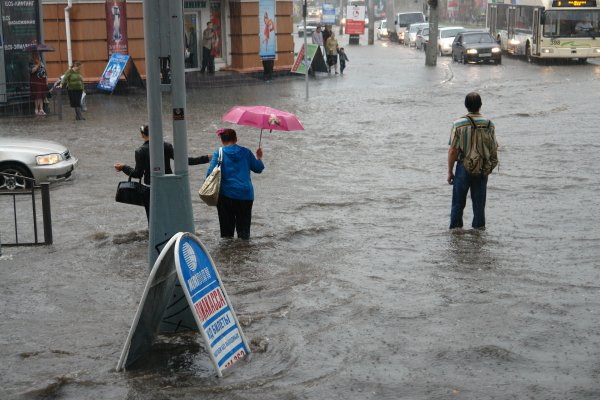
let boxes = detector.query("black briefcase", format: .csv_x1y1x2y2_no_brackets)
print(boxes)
115,176,146,207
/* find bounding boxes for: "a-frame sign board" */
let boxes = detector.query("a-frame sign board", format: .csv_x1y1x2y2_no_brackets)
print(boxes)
97,53,144,93
116,232,251,376
291,44,328,74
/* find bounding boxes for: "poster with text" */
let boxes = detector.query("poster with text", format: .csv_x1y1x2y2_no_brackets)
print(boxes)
259,0,277,60
105,0,128,55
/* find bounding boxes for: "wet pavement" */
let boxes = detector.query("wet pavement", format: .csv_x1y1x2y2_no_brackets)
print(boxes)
1,37,600,399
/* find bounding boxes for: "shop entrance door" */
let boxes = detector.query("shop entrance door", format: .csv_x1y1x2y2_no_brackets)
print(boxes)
184,12,200,70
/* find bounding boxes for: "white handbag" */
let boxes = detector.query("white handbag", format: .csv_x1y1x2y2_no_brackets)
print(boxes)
198,147,222,206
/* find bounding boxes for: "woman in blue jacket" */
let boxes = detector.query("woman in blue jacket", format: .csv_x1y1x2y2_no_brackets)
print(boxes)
207,128,264,239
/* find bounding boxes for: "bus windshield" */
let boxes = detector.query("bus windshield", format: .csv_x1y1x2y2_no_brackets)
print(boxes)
398,13,425,27
543,10,600,37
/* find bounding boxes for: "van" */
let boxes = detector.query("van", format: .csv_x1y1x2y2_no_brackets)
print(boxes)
395,12,426,44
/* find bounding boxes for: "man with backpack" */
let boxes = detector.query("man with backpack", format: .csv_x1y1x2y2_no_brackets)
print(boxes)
447,92,498,230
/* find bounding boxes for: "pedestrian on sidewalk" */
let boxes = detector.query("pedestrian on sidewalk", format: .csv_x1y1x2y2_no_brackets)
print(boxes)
114,124,212,221
206,128,264,239
61,61,85,121
338,47,349,75
201,21,218,73
326,32,339,74
29,51,47,116
447,92,498,230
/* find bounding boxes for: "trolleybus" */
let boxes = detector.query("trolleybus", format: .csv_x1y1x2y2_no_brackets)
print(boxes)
488,0,600,61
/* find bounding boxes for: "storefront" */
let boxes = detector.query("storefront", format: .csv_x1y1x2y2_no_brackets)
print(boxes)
32,0,293,82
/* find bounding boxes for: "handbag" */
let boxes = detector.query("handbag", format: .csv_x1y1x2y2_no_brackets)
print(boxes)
198,147,222,206
116,175,146,207
210,46,218,57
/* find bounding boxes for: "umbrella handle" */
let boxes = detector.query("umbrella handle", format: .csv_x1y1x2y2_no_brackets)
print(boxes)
259,129,263,148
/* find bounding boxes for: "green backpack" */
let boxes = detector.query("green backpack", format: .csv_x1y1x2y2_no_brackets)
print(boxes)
462,115,498,177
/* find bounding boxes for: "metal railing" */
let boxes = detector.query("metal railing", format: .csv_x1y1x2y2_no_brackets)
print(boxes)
0,81,63,119
0,173,53,250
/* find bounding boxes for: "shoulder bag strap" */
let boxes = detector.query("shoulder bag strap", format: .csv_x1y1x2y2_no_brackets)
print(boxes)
218,147,223,167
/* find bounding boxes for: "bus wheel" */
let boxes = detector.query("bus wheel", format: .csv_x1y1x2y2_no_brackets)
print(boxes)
526,43,533,63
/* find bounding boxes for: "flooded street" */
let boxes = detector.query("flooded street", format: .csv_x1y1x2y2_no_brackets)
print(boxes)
1,39,600,399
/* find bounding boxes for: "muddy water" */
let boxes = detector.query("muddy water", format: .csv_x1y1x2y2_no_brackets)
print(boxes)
1,42,600,399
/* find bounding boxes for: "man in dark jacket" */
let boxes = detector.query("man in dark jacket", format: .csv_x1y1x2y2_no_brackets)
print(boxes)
114,124,212,220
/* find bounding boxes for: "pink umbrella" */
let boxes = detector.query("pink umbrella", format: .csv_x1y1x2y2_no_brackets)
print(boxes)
222,105,304,146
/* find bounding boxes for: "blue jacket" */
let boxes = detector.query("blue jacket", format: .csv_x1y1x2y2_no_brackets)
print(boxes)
206,144,264,200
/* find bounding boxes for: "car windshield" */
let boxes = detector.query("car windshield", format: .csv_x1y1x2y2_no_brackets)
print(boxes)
409,24,424,33
441,28,464,38
462,33,494,44
422,28,429,36
398,13,425,27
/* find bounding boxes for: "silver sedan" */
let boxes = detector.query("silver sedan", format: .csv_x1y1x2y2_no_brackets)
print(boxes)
0,138,78,190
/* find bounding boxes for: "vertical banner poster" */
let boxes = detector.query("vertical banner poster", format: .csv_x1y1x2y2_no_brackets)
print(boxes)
345,5,366,35
210,1,222,58
97,53,129,92
175,233,250,376
259,0,276,60
105,0,128,55
322,4,336,25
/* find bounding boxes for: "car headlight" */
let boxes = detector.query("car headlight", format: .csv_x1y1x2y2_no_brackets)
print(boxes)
466,49,478,54
509,38,520,45
36,153,63,165
492,47,501,53
542,48,554,53
594,48,600,53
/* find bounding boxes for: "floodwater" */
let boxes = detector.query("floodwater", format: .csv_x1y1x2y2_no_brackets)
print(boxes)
1,39,600,400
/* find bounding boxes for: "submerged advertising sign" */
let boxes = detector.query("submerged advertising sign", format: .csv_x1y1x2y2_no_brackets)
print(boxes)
175,234,250,376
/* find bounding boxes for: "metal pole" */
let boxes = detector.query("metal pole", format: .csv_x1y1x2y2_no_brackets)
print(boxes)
169,0,189,175
41,183,53,245
31,185,38,244
303,0,308,100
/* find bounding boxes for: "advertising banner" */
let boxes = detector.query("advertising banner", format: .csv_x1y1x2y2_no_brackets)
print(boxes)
345,5,365,35
97,53,129,92
175,233,250,376
259,0,276,60
322,4,336,25
1,0,39,51
105,0,128,55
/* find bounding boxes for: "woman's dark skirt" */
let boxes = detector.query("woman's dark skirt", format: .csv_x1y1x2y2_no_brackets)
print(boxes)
67,89,83,108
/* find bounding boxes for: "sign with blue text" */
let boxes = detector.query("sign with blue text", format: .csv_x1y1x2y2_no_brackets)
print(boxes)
322,4,336,25
175,233,250,376
97,53,129,92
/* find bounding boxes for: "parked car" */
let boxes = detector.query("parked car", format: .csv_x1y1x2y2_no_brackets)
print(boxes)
405,22,428,47
438,26,465,56
395,12,426,44
0,138,78,190
452,31,502,64
376,20,388,40
297,19,320,37
415,27,429,51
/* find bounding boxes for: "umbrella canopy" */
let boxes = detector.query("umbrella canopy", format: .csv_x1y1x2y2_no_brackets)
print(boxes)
222,106,304,132
24,43,55,52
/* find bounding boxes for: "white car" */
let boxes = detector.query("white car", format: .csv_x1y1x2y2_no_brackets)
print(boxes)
405,23,428,47
0,138,78,190
297,19,320,37
376,20,388,40
438,26,465,56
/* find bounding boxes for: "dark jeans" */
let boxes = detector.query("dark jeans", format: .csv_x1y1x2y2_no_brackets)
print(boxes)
217,195,254,239
450,162,488,229
201,47,215,73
